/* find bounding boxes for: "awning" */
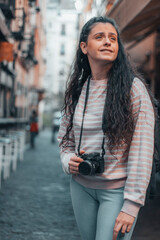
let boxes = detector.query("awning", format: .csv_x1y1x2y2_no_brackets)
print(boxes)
107,0,160,44
0,42,14,62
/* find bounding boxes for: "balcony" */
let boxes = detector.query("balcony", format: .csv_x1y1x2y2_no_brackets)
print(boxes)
20,39,38,71
12,30,24,41
11,8,26,41
0,0,15,19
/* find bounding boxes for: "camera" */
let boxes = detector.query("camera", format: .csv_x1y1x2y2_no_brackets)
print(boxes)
78,152,104,176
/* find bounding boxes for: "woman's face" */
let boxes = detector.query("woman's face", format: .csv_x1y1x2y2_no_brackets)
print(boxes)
80,22,119,65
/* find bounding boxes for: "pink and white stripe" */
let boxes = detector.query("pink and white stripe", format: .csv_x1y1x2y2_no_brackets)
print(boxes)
58,77,155,217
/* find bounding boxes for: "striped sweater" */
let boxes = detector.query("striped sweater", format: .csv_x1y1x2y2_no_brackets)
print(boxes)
58,77,155,217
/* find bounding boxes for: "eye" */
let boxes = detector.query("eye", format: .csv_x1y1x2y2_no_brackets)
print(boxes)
95,35,102,39
110,37,117,41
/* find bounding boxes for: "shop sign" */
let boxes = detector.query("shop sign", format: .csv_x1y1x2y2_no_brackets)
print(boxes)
0,42,14,62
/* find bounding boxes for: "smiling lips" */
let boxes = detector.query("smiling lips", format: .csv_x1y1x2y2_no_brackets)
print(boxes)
100,49,113,52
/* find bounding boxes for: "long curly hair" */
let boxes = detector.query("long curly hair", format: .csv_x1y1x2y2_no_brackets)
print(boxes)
61,16,154,152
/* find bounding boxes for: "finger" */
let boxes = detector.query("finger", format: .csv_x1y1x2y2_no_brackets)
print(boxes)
112,230,119,240
69,161,79,167
77,157,84,162
113,222,122,240
121,224,127,234
80,149,85,154
69,165,79,171
70,156,78,161
70,156,84,163
69,164,79,170
69,163,78,172
126,224,132,233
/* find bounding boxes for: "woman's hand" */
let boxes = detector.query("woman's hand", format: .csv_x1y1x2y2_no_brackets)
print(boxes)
113,211,135,240
69,150,85,175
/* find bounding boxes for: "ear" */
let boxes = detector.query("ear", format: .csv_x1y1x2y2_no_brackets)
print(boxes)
80,42,87,55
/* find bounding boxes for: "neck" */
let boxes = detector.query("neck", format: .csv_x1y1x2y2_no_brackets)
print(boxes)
90,61,112,80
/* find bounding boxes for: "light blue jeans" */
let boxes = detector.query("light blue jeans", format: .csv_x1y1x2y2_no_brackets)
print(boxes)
70,178,137,240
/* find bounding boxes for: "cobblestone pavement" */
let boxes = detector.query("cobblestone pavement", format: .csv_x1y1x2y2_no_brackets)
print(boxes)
0,130,80,240
0,130,159,240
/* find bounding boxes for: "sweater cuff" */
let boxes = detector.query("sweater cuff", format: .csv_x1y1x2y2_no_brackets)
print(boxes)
121,199,141,218
60,152,75,174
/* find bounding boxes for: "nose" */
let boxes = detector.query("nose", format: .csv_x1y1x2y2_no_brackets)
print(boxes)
104,37,111,46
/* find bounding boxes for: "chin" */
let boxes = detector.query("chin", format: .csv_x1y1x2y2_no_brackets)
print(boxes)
99,58,114,63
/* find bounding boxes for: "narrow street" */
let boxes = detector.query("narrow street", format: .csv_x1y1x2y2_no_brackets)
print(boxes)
0,130,159,240
0,130,80,240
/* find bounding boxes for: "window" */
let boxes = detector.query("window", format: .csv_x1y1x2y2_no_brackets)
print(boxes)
61,24,66,35
59,69,64,76
60,44,65,55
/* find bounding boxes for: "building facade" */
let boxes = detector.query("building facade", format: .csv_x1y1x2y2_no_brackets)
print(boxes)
43,0,78,127
0,0,46,130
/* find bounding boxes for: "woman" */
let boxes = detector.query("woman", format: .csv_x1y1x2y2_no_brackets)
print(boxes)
58,16,155,240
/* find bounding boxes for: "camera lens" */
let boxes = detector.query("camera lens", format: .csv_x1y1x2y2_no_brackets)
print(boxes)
79,161,93,175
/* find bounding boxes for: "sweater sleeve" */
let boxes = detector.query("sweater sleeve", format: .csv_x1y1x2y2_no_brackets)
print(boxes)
57,113,76,174
121,78,155,217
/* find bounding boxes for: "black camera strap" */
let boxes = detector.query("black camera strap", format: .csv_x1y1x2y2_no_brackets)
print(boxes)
101,134,105,158
77,76,90,155
77,76,106,158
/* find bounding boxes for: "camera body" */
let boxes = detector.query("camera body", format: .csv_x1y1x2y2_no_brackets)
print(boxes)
78,152,104,176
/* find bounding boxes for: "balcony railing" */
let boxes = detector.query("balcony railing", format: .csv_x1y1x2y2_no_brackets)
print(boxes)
0,0,15,19
11,8,26,41
20,35,38,70
28,0,36,7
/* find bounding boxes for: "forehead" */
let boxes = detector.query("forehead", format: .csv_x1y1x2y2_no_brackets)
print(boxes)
89,22,117,35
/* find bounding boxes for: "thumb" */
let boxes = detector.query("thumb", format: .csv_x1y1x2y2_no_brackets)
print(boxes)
80,150,85,154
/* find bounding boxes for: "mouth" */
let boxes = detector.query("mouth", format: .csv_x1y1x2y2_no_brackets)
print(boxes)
100,49,113,53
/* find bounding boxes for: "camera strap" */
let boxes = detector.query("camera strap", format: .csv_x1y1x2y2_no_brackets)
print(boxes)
77,76,90,155
77,76,106,158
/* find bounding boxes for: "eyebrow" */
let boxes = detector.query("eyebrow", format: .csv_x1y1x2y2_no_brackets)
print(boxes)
93,32,117,37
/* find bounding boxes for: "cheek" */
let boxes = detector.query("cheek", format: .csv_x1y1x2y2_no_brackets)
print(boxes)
114,45,119,59
87,44,98,56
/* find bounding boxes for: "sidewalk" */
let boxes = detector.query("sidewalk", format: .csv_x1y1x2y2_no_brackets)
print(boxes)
0,130,159,240
0,130,80,240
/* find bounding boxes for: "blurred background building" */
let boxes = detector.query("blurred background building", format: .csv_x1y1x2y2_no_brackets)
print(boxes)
0,0,46,131
0,0,160,130
106,0,160,102
43,0,77,127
